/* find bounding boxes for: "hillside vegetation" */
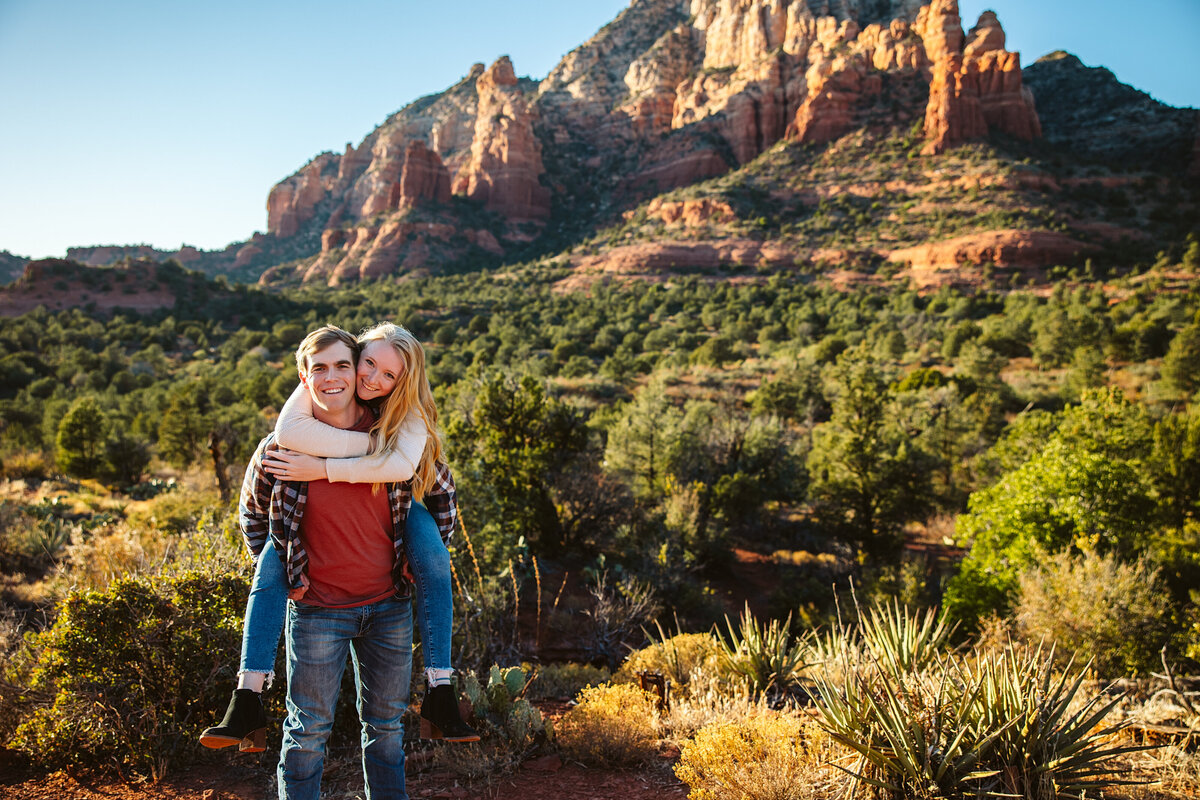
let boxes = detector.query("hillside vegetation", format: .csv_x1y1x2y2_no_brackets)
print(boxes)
1,248,1199,790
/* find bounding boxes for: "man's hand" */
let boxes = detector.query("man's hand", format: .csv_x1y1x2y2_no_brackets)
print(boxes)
263,449,328,482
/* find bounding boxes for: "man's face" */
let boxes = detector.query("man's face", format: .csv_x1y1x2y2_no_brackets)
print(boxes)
300,341,357,417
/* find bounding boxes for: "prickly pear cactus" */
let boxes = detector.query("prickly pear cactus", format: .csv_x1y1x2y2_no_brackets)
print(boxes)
459,664,547,748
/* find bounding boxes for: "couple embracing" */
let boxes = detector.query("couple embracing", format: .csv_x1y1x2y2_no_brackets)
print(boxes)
200,322,476,800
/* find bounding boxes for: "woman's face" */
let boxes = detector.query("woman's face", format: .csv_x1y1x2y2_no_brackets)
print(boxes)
356,339,405,401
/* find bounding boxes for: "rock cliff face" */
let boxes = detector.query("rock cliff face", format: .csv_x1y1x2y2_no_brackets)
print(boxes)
254,0,1200,288
267,153,340,238
453,57,551,222
916,0,1039,154
262,66,482,247
397,140,452,210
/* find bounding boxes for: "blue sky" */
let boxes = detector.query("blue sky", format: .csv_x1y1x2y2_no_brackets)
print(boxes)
0,0,1196,260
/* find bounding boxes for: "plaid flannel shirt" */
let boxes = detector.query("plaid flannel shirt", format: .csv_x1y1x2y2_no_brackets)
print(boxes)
239,432,459,598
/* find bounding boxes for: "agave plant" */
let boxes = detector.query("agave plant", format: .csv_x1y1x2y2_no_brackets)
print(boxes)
715,603,812,697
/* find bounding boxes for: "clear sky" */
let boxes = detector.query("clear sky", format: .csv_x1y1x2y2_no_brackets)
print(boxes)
1,0,1196,261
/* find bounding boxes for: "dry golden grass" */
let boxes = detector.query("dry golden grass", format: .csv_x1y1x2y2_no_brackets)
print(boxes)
659,670,767,742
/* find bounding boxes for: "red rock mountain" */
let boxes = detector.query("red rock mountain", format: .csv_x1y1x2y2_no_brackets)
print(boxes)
42,0,1189,288
246,0,1066,285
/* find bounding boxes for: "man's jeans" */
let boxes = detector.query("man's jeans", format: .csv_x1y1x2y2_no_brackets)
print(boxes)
278,595,413,800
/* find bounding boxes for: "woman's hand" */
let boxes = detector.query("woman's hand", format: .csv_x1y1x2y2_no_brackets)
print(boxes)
263,449,328,482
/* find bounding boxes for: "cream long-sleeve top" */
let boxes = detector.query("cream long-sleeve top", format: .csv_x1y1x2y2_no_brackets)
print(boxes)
275,383,427,483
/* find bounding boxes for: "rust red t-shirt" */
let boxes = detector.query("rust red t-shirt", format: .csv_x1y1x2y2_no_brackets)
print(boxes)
298,407,396,608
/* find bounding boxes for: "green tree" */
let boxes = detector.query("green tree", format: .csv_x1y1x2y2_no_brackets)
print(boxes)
945,390,1158,627
603,380,684,500
1182,233,1200,272
1149,405,1200,527
807,354,930,558
158,390,208,469
445,373,588,560
1030,306,1074,368
1063,344,1106,400
56,396,107,478
101,434,151,487
1161,317,1200,398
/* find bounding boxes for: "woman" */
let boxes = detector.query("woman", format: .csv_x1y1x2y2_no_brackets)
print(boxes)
200,322,477,752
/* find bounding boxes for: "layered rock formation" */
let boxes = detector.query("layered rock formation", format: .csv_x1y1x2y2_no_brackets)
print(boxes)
916,0,1039,154
267,154,339,238
453,57,551,222
889,229,1099,287
397,141,452,209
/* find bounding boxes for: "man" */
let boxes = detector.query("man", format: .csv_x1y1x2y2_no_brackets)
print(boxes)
239,325,437,800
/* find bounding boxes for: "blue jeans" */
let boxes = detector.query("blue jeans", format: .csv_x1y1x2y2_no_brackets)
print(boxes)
278,595,412,800
240,503,452,677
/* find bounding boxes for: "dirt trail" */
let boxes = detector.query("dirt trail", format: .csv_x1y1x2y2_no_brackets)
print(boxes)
0,750,687,800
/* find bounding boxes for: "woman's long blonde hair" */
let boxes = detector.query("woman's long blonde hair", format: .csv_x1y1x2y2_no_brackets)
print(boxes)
358,322,444,500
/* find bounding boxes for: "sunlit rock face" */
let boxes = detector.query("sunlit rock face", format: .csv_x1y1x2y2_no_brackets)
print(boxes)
260,0,1047,283
453,57,551,222
916,0,1039,154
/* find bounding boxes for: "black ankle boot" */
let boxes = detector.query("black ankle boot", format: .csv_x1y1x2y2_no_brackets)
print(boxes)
200,689,267,753
419,683,480,742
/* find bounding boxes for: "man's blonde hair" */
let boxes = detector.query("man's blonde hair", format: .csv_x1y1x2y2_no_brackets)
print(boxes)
295,325,360,375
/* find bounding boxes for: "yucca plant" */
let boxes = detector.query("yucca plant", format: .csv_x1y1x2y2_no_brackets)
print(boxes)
811,641,1004,797
716,603,812,698
859,600,954,675
810,604,1143,799
964,642,1146,800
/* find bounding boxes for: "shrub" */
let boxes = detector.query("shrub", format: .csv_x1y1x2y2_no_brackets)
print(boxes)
125,487,219,537
581,571,660,669
660,673,766,741
12,570,249,778
0,450,50,481
675,712,834,800
1015,549,1174,676
59,524,148,591
525,661,610,701
0,501,74,576
556,682,659,766
616,629,720,695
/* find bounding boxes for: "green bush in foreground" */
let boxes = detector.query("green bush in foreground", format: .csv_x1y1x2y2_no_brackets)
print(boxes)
12,571,248,778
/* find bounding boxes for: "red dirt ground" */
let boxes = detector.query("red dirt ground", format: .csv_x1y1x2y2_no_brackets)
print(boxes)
0,749,689,800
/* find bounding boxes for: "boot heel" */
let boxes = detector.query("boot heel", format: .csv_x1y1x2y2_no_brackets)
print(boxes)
420,717,444,740
201,689,268,753
240,727,267,753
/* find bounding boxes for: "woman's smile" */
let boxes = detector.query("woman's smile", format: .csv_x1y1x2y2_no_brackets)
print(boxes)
357,339,406,400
